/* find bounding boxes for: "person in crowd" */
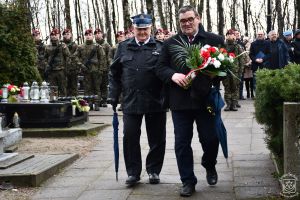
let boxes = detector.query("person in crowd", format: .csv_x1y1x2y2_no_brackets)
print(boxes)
223,29,246,111
109,14,167,187
44,28,70,96
265,30,289,69
74,29,105,111
155,28,165,42
235,30,246,100
249,30,270,90
94,28,111,107
291,29,300,64
62,28,79,96
32,29,46,80
282,30,294,61
155,5,224,197
125,28,134,39
243,37,254,99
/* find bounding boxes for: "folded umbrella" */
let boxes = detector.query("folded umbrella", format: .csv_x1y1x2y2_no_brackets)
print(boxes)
207,87,228,165
112,106,119,181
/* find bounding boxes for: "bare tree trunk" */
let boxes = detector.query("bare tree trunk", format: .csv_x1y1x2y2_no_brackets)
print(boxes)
92,0,99,28
230,0,237,28
57,0,61,30
173,0,180,31
198,0,204,17
242,0,250,36
46,0,52,32
146,0,156,29
95,0,104,31
267,0,272,33
179,0,184,8
26,0,35,29
64,0,71,29
206,0,212,32
275,0,283,36
141,0,145,13
297,0,300,28
74,0,80,43
123,0,131,29
111,0,117,41
87,0,91,28
217,0,224,35
189,0,196,7
102,0,112,44
52,0,56,28
157,0,167,29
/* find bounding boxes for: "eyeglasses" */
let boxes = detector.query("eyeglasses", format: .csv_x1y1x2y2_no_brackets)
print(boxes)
179,17,195,24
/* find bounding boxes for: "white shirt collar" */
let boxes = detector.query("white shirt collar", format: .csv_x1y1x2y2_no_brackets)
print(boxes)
135,37,151,46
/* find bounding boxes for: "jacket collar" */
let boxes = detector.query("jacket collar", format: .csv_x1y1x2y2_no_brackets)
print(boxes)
126,36,156,50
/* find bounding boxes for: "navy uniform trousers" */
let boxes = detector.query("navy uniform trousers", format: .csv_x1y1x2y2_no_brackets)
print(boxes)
171,108,219,185
123,112,166,177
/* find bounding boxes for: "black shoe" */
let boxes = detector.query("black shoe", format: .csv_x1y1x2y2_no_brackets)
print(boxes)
125,176,140,186
206,167,218,185
149,173,160,184
240,96,246,100
180,183,195,197
230,106,238,111
236,103,241,108
117,106,122,111
101,102,108,107
224,105,230,111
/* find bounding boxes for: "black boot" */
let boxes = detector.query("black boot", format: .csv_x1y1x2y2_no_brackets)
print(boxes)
224,105,231,111
230,102,238,111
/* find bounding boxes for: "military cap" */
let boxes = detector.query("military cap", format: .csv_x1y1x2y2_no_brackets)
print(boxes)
226,29,236,35
85,29,93,35
163,29,169,35
131,14,152,28
125,28,133,35
283,30,293,37
94,28,102,34
155,28,164,35
116,31,125,37
62,28,72,35
32,29,41,36
50,28,60,36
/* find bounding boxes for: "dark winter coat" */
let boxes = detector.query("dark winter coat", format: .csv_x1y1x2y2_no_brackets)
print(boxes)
155,24,224,111
249,39,270,71
291,39,300,64
265,39,289,69
109,37,166,114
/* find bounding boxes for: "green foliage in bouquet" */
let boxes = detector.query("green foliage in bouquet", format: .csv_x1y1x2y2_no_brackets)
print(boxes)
255,63,300,173
0,1,41,86
169,37,203,70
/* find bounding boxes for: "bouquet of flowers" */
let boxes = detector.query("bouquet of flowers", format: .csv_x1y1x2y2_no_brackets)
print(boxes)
8,84,21,96
170,37,246,88
71,98,90,112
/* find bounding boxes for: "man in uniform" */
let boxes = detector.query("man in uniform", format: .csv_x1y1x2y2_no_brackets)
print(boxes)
154,28,165,42
109,14,167,187
95,28,111,107
74,29,105,111
62,28,78,96
32,29,46,80
223,29,246,111
44,28,70,96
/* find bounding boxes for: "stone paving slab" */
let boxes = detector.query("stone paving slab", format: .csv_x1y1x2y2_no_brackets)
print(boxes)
31,100,282,199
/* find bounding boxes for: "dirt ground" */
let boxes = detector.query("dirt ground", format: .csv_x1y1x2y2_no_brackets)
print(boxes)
0,135,100,200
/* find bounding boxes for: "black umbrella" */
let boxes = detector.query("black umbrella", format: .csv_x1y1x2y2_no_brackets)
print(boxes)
207,86,228,164
112,106,119,181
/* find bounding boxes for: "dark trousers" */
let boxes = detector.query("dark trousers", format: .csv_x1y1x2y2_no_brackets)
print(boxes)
171,109,219,185
239,75,244,98
123,112,166,177
244,78,254,98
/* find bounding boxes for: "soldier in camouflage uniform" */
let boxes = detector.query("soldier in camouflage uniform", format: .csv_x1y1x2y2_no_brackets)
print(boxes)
44,28,70,97
222,29,246,111
32,29,46,80
74,29,105,111
94,28,111,107
62,28,79,96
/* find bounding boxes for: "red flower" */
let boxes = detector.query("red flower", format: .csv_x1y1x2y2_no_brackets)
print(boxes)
219,48,227,53
7,84,13,91
208,47,216,53
201,51,211,60
229,52,236,58
0,89,2,96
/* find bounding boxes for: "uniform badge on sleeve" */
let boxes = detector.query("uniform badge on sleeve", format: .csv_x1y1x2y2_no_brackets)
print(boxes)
152,51,160,55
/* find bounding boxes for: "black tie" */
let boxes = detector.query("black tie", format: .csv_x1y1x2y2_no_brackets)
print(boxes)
138,41,144,46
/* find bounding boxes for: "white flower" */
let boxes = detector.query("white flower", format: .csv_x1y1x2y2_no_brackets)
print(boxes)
217,53,225,61
229,57,235,63
11,88,15,93
202,57,211,69
213,60,221,68
202,44,211,50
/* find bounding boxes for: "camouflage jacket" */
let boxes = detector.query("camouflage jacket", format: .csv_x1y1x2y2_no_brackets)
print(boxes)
64,40,79,73
44,40,70,71
96,39,112,70
75,41,105,73
225,40,246,76
35,40,46,70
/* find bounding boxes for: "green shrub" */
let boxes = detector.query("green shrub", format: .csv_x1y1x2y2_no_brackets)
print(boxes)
255,63,300,173
0,1,41,86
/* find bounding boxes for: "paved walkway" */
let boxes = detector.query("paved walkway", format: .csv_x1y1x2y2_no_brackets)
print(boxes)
32,99,281,200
